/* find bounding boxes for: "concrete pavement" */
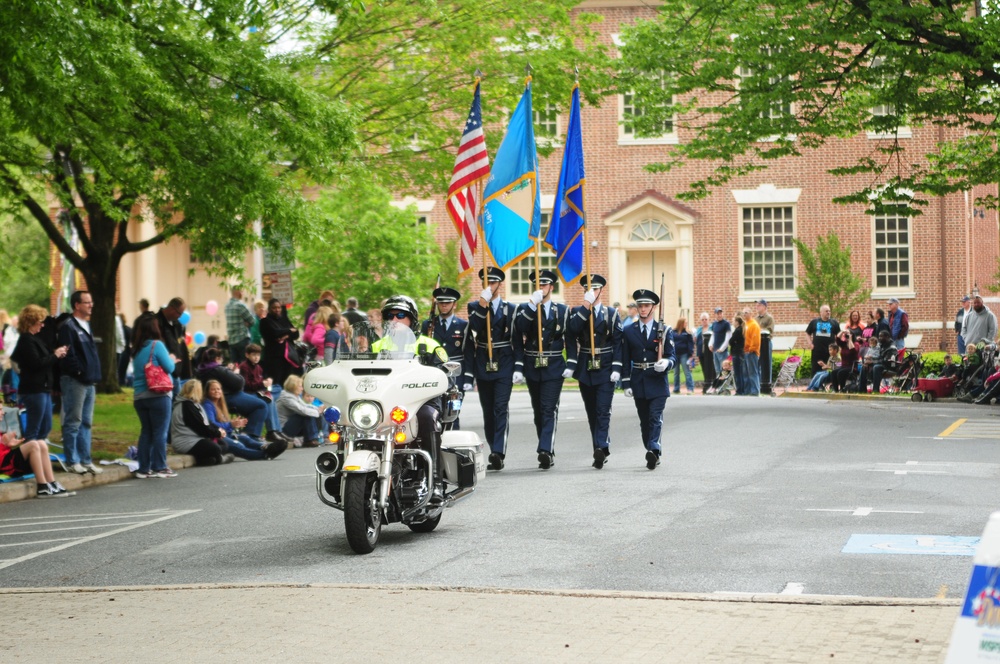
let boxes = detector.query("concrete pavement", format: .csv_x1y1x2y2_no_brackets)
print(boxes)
2,583,958,662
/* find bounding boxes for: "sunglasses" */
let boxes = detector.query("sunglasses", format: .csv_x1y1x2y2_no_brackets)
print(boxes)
388,311,409,320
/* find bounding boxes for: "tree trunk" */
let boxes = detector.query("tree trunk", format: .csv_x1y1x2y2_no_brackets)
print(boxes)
82,266,122,394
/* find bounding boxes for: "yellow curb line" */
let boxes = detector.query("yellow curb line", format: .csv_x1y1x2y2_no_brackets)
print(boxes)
938,418,967,437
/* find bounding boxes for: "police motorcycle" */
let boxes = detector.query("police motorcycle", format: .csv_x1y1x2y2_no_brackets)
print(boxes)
305,315,486,554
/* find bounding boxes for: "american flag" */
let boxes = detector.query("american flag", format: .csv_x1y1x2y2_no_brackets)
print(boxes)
446,82,490,276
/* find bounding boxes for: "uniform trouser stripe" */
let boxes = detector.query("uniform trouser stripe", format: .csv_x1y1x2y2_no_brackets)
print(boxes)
478,378,512,456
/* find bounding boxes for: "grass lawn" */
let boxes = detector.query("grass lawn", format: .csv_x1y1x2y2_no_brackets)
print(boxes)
51,390,141,460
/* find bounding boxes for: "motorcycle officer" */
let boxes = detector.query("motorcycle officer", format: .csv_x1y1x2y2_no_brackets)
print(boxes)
621,289,676,470
421,286,470,430
467,266,522,471
566,274,623,470
372,295,450,502
514,269,575,470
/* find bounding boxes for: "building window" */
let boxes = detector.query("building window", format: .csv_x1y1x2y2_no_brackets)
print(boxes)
736,46,792,128
620,72,676,144
534,103,559,140
629,219,673,243
416,215,428,228
741,206,795,292
873,209,911,290
508,213,562,299
867,57,912,139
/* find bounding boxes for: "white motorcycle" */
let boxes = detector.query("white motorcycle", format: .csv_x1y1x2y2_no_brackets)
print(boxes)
305,323,486,554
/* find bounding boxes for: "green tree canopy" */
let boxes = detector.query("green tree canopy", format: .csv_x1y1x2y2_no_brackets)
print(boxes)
618,0,1000,212
292,182,455,319
0,213,50,314
793,233,871,320
287,0,614,193
0,0,355,390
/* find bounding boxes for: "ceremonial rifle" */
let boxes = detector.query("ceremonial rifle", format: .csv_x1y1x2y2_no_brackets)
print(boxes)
657,272,666,361
427,273,441,339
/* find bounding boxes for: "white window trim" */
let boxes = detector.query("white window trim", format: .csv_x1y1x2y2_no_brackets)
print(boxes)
866,127,913,140
737,203,798,299
390,197,436,214
870,204,914,299
731,184,801,205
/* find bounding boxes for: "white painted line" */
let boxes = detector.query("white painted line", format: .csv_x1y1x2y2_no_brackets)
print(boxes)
867,469,949,475
780,582,804,595
853,507,873,516
0,509,173,523
0,509,201,571
805,508,924,516
0,522,146,537
0,513,177,529
0,537,80,548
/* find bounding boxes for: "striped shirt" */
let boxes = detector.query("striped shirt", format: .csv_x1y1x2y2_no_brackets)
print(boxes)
225,298,255,344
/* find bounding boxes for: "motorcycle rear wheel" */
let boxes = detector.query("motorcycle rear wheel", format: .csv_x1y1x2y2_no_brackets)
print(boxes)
344,473,381,554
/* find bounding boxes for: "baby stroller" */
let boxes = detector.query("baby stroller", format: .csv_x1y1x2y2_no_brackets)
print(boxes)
772,354,803,396
955,343,998,402
885,350,921,395
707,366,736,395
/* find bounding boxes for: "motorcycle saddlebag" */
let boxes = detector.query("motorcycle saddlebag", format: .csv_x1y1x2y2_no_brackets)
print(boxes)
440,431,487,487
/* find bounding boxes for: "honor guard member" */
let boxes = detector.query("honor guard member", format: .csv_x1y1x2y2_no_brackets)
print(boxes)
421,286,470,429
566,274,623,470
468,267,522,471
621,289,676,470
514,269,575,470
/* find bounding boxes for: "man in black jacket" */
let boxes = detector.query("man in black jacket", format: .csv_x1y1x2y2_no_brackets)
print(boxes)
57,291,103,475
156,297,192,397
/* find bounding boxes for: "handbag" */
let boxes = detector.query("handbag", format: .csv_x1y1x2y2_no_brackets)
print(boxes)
144,340,174,394
284,341,302,369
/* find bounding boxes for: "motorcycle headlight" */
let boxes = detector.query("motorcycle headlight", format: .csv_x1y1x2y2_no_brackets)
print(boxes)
349,401,382,431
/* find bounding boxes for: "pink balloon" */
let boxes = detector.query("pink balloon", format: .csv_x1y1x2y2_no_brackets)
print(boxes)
205,300,219,316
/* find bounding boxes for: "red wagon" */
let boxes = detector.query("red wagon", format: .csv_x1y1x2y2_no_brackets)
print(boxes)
910,377,956,401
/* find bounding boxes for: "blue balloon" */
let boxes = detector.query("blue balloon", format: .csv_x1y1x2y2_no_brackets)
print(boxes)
193,331,206,345
179,311,191,325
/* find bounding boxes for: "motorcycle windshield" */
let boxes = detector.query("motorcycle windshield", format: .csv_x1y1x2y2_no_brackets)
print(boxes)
340,321,417,361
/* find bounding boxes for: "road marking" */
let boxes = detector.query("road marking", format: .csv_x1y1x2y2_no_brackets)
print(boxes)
0,509,181,523
806,508,924,516
780,582,804,595
843,534,978,555
0,513,177,529
0,509,201,571
868,469,949,475
939,418,967,437
0,537,80,548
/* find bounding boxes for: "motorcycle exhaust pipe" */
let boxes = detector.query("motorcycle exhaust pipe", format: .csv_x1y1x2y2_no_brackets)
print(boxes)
316,451,340,476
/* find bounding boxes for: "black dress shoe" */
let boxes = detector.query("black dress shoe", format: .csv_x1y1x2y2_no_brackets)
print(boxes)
488,453,504,471
537,451,553,469
645,450,660,470
266,430,292,445
592,447,608,469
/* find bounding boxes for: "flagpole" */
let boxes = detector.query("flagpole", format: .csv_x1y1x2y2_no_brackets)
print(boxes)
478,176,493,368
574,72,596,360
524,63,544,364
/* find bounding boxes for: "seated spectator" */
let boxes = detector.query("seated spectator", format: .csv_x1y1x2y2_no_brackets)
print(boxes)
236,343,289,444
707,358,733,394
277,374,320,447
831,329,861,392
865,330,897,392
192,334,222,367
169,380,233,466
203,380,286,460
195,348,268,443
940,354,960,379
806,343,840,391
0,424,70,497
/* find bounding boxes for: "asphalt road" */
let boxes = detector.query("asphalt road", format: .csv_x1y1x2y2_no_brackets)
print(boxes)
1,392,998,599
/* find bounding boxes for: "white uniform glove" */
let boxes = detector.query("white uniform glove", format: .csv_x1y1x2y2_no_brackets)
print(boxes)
654,359,670,372
512,371,524,384
624,388,633,398
480,287,493,302
609,371,621,383
529,290,544,307
583,290,597,305
561,368,573,379
462,383,473,392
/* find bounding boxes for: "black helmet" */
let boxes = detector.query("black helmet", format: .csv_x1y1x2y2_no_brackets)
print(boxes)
381,295,420,331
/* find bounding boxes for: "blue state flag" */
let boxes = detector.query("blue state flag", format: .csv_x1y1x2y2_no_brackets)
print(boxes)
482,83,541,271
545,85,585,285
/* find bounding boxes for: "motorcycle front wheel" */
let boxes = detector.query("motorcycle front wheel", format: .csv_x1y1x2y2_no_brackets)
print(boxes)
344,473,381,554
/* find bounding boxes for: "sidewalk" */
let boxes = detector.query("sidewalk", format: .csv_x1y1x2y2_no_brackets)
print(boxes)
0,454,196,504
2,583,959,662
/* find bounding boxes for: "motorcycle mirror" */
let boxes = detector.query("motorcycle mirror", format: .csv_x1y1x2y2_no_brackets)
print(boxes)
442,361,462,378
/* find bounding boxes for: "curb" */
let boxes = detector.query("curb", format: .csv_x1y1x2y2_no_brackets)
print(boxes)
780,391,956,403
0,582,963,607
0,453,197,505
